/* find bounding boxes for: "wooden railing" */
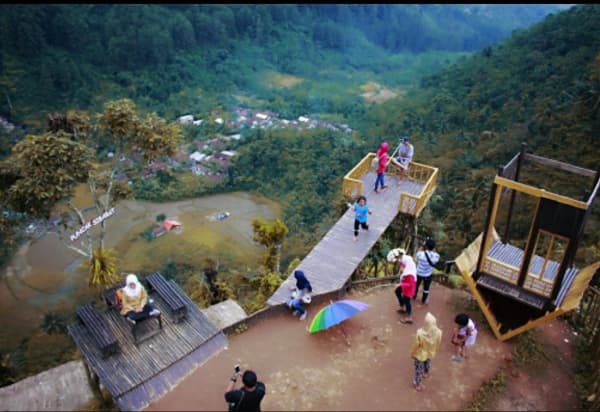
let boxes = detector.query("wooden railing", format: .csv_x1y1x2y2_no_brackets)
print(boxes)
390,160,439,217
342,153,438,217
342,152,376,199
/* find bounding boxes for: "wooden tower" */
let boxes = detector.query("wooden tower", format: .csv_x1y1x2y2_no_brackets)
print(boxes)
455,144,600,340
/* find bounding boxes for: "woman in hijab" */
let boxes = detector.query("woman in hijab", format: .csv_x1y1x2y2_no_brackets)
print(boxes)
119,274,160,323
374,141,389,193
286,270,313,321
410,312,442,391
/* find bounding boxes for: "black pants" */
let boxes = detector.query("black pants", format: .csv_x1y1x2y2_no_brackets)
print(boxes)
414,275,433,304
354,219,368,236
126,303,155,321
395,286,412,315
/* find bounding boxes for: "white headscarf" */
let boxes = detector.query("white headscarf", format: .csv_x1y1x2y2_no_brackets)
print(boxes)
387,248,406,263
387,248,417,280
124,274,142,298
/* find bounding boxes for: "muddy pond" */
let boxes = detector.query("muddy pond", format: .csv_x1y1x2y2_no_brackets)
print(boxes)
0,191,280,353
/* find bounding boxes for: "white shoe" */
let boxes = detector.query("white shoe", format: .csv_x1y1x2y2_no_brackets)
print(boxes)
292,310,299,317
299,312,307,321
149,309,161,317
126,317,136,325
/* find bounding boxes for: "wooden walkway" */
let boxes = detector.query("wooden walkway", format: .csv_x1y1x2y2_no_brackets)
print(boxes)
268,171,424,306
67,282,227,411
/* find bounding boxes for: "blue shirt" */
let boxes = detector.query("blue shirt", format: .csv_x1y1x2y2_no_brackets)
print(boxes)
354,203,369,223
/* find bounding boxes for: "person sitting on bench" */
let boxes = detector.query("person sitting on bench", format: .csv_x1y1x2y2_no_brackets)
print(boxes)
119,274,160,324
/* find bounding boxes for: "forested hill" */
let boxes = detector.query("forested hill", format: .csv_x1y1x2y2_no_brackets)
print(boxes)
353,4,600,259
226,4,600,264
0,4,566,123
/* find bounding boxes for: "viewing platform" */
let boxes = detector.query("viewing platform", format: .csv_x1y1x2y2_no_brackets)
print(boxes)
268,153,438,306
67,280,227,411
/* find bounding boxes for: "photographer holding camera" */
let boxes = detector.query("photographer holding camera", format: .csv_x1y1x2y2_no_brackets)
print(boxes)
225,365,266,412
414,238,440,306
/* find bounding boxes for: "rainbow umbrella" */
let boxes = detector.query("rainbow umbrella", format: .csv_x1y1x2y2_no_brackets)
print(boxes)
308,299,369,334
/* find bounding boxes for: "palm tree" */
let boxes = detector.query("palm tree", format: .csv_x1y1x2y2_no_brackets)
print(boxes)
88,247,120,288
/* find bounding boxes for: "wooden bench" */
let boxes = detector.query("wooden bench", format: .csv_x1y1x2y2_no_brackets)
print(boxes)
76,304,119,358
102,284,163,345
146,272,188,323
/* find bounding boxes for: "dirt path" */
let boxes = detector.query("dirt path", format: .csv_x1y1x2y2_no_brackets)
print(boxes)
489,318,580,411
146,281,580,411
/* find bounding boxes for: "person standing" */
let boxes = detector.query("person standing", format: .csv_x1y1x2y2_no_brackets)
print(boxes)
451,313,478,362
374,141,389,193
414,238,440,306
348,195,372,242
410,312,442,392
391,136,414,180
225,368,266,412
388,249,417,324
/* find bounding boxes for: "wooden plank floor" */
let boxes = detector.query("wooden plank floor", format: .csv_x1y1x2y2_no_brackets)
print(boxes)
487,240,568,281
268,171,424,306
483,240,582,308
67,284,226,409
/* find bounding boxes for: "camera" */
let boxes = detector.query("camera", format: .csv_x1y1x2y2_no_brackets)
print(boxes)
234,364,240,374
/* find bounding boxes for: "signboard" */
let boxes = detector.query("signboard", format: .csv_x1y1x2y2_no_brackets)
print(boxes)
70,207,116,242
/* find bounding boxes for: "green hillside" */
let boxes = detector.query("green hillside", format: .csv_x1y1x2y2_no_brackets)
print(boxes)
0,4,565,124
227,4,600,265
1,3,599,389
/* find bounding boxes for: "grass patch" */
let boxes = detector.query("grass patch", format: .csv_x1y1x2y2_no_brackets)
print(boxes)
261,70,304,88
463,368,506,412
511,329,549,370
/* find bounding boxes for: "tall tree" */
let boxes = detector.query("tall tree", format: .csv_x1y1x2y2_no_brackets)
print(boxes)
252,218,288,273
0,98,182,287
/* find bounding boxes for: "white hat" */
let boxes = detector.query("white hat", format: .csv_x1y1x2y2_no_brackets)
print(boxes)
387,248,406,263
302,294,312,304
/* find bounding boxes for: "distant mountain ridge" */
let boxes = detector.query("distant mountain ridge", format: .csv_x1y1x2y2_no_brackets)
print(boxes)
0,4,570,122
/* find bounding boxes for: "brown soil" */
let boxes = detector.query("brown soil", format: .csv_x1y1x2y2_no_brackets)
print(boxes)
146,283,579,411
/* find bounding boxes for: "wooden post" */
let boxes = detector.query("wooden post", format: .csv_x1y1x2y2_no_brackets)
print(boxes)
474,168,502,282
503,143,527,241
412,217,418,257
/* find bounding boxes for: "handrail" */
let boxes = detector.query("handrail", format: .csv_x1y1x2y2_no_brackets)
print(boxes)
342,153,438,217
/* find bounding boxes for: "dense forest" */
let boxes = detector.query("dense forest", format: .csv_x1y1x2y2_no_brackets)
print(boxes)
2,3,600,387
0,4,567,123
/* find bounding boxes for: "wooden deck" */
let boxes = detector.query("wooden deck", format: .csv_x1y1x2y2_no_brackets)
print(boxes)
67,282,227,411
481,239,580,303
268,171,424,306
477,273,547,310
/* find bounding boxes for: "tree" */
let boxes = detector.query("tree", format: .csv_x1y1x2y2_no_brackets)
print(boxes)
0,98,182,288
252,218,288,273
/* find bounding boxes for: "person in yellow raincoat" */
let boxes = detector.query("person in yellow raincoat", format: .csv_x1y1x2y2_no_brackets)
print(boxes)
409,312,442,391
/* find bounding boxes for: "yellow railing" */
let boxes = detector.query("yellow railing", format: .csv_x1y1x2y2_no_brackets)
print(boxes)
391,160,438,217
341,153,376,199
342,153,439,217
